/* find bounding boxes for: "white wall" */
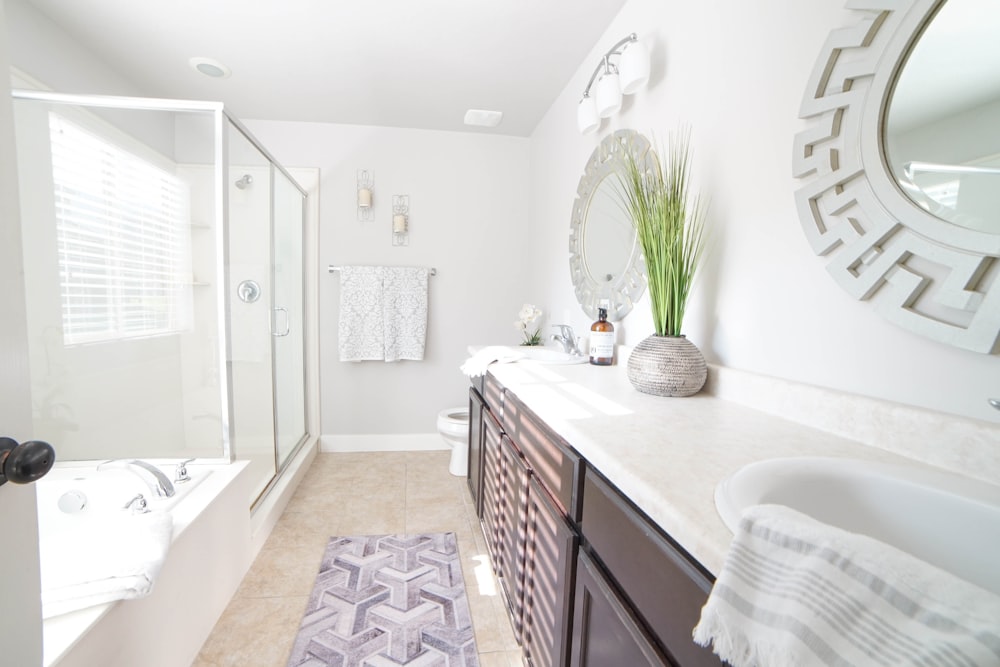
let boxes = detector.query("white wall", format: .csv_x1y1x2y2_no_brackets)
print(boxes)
0,0,44,662
528,0,1000,424
244,120,533,435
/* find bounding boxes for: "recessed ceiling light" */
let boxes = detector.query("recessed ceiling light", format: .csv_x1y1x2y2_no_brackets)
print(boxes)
189,57,231,79
464,109,503,127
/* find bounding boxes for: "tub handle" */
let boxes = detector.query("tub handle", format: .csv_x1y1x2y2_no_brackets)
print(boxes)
175,459,195,484
0,437,55,488
124,494,149,514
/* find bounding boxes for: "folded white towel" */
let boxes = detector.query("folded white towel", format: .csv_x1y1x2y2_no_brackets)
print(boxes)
382,266,429,362
40,510,174,618
693,504,1000,667
460,346,525,377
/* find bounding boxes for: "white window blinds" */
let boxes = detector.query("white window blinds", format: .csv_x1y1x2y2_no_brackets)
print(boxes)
49,113,192,345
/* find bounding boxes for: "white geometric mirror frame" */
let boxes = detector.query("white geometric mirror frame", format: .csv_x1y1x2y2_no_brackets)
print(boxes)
793,0,1000,354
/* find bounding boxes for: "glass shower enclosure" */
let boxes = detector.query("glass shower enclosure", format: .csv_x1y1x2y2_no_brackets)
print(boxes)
10,90,309,506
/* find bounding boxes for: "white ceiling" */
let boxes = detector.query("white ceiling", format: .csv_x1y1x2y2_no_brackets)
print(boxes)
22,0,628,137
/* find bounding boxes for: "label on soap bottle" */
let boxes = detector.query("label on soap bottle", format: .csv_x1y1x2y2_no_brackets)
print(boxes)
589,331,615,361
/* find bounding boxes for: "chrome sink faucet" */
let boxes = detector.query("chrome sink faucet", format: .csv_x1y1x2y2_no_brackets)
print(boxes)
98,459,176,498
550,325,583,356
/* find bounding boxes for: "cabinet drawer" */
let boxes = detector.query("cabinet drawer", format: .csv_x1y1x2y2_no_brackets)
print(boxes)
504,391,583,522
581,470,722,667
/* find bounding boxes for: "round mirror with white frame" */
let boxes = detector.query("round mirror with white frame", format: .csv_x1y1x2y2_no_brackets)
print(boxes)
569,129,649,321
794,0,1000,354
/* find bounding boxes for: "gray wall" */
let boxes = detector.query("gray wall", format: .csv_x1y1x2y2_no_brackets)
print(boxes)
245,120,534,436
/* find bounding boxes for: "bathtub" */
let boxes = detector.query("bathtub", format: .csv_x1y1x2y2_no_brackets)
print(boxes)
37,459,253,667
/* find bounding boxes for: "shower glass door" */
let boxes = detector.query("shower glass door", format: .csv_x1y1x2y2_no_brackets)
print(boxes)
227,121,276,502
272,169,306,469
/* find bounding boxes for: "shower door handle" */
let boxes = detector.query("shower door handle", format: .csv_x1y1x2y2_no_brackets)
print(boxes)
272,307,290,337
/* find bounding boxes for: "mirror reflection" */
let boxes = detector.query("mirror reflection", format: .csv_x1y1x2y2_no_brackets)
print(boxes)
569,129,649,321
885,0,1000,233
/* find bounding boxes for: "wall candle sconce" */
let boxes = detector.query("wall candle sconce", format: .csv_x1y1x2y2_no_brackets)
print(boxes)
392,195,409,246
577,33,650,135
357,169,374,221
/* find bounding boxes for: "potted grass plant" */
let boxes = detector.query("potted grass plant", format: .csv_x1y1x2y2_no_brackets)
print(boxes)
615,129,709,396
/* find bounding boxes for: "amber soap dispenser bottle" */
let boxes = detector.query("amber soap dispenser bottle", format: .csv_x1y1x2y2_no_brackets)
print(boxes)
589,307,614,365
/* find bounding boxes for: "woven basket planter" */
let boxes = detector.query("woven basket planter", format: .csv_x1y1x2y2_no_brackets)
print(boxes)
626,335,707,397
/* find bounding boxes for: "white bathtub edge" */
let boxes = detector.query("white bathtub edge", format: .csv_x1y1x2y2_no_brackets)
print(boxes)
45,460,253,667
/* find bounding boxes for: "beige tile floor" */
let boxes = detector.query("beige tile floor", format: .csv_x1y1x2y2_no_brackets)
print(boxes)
193,450,521,666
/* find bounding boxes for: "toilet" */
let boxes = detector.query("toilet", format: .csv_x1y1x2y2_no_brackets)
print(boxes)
437,407,469,476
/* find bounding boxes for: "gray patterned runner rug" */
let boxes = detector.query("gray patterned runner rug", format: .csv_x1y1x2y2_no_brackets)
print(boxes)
286,532,479,666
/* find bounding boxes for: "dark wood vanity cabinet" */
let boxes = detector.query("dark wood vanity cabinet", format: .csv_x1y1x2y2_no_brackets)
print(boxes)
467,386,485,516
579,470,723,667
522,476,578,667
571,549,671,666
475,383,579,666
469,371,721,667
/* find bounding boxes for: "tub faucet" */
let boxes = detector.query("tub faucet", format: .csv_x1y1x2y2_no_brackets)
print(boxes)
98,459,176,498
550,325,583,356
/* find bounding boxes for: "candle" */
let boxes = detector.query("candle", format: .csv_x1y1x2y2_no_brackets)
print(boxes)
393,214,408,233
358,188,372,208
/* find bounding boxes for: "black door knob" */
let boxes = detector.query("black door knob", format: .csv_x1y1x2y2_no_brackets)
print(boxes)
0,437,56,486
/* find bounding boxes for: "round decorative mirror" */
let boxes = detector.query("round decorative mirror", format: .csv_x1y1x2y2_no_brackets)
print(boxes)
884,0,1000,235
569,129,650,321
794,0,1000,353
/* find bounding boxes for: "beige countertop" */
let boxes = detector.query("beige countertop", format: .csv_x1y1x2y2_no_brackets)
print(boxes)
485,358,932,576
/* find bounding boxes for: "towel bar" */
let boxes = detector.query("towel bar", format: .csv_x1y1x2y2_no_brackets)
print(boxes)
328,265,436,276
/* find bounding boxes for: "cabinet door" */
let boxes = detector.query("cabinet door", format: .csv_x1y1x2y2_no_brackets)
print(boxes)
497,433,529,643
504,391,583,521
582,470,721,667
480,409,503,565
467,387,485,516
522,477,577,667
570,550,670,667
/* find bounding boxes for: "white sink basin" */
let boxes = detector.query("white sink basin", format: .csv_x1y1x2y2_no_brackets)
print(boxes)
715,457,1000,594
514,346,588,365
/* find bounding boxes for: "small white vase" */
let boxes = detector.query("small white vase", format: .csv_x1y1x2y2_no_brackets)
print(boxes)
626,334,707,397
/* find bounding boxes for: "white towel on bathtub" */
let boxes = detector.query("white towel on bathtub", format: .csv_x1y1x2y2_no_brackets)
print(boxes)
40,510,174,618
693,504,1000,667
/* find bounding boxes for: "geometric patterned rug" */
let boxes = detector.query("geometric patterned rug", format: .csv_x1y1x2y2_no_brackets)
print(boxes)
286,533,479,666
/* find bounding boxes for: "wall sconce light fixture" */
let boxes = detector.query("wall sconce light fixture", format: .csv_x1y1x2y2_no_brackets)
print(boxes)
577,33,650,135
357,169,374,221
392,195,409,246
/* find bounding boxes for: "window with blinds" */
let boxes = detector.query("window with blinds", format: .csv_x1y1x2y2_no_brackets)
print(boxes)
49,113,192,345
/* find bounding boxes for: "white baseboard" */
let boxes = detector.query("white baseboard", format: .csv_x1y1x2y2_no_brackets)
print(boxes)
320,433,449,453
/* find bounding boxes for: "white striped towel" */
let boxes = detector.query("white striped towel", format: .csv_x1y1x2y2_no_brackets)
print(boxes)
693,504,1000,667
